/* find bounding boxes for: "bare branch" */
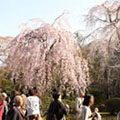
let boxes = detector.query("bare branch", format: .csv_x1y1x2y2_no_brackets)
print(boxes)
52,11,66,26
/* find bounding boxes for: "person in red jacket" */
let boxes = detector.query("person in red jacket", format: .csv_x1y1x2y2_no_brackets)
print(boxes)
0,93,4,120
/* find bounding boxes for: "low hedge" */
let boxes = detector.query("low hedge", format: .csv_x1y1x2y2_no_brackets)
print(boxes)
106,98,120,115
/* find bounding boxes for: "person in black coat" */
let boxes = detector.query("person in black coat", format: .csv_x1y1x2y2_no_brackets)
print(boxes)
6,95,25,120
46,89,68,120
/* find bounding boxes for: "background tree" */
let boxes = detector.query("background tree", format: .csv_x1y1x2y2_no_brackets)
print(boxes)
0,66,14,94
0,36,12,65
85,0,120,97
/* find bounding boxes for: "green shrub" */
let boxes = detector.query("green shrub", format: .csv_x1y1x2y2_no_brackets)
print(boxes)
42,95,53,115
0,67,15,94
106,98,120,115
63,98,75,114
88,88,106,105
66,114,75,120
88,88,107,112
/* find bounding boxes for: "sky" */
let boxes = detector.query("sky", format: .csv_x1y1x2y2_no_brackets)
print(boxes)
0,0,106,37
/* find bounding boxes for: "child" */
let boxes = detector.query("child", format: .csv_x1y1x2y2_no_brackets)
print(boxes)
92,107,101,120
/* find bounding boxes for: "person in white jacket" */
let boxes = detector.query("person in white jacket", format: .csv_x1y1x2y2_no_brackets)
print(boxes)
27,89,41,120
79,94,94,120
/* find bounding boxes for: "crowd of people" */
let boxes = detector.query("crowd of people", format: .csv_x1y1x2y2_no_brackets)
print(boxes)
0,87,120,120
0,88,43,120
